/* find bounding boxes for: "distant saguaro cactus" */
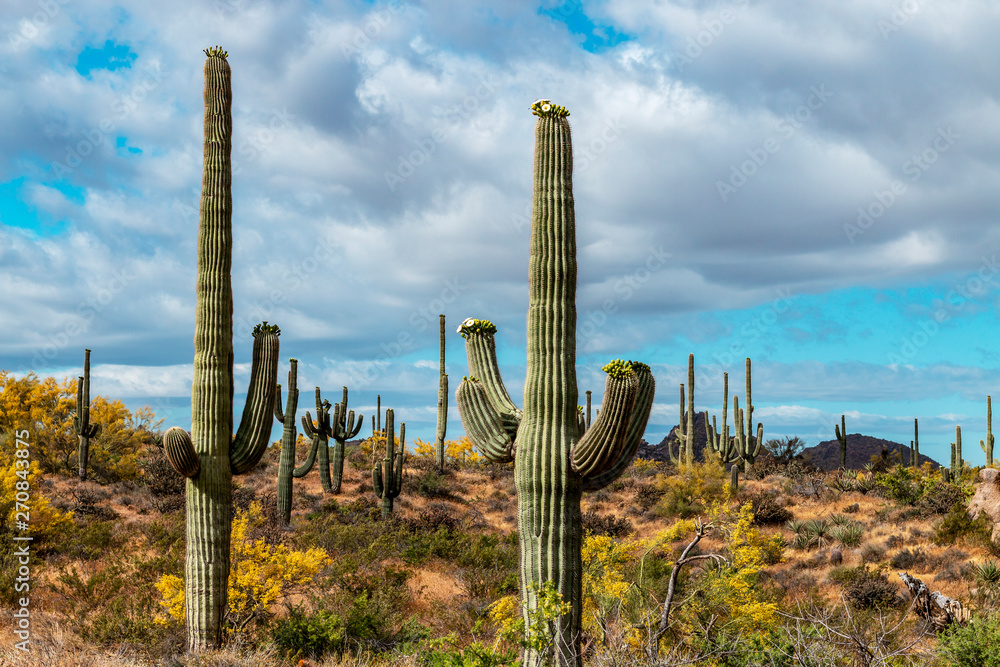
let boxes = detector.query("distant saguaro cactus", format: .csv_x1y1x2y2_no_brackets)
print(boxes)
161,46,281,652
372,407,405,516
912,418,919,468
982,396,994,467
835,414,848,469
669,353,696,467
296,386,362,494
74,348,102,481
951,425,964,479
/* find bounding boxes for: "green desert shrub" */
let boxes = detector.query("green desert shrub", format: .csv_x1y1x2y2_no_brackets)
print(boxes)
936,613,1000,667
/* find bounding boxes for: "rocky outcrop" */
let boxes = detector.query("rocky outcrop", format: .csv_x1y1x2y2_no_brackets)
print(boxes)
968,468,1000,540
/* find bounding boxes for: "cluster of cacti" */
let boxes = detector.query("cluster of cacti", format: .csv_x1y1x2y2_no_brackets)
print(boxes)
161,46,281,652
372,407,405,516
982,395,994,467
74,348,102,482
670,353,696,467
835,414,848,469
298,386,363,493
435,314,448,473
274,360,300,526
454,100,655,667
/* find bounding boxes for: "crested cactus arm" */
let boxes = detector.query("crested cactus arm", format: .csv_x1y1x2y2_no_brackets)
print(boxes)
571,360,637,477
230,324,280,475
582,362,654,492
164,426,201,478
458,320,523,433
455,377,515,463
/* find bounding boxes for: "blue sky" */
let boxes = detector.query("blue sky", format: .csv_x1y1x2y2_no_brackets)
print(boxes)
1,0,999,466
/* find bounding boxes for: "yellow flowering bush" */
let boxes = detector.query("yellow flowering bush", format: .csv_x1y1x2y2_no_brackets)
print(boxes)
0,457,73,542
411,436,483,466
155,501,330,633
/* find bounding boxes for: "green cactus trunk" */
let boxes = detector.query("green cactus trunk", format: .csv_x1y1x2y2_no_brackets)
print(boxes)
74,348,102,481
912,418,919,468
436,313,448,473
162,48,281,652
515,104,582,667
275,360,300,525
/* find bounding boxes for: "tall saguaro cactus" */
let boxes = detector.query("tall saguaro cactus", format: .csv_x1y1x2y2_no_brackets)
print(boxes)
372,407,405,516
835,415,848,469
274,360,300,526
733,358,763,467
436,314,448,473
74,348,102,481
982,396,994,467
161,47,281,652
912,418,919,468
454,100,655,667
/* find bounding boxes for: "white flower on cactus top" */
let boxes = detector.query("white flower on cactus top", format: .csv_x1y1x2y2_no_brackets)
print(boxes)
457,318,497,339
531,99,570,118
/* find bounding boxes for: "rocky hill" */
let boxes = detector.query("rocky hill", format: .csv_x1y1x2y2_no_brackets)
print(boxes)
802,433,940,471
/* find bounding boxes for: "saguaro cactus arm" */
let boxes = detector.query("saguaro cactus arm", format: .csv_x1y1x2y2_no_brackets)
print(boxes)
581,361,655,492
458,318,521,439
571,360,638,477
230,323,280,474
455,376,515,463
164,427,200,478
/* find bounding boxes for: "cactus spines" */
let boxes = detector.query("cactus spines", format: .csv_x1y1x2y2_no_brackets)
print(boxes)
274,360,300,525
372,408,405,516
163,48,282,652
982,396,994,467
436,314,448,473
454,103,654,667
835,414,848,469
74,348,102,481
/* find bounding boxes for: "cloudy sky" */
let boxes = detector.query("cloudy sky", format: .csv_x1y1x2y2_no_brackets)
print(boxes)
2,0,998,465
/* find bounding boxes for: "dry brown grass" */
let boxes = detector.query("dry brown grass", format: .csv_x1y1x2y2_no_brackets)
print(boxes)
7,445,995,665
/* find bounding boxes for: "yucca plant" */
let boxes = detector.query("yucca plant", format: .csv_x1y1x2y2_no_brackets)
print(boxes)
785,518,807,534
832,522,865,548
975,560,1000,587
